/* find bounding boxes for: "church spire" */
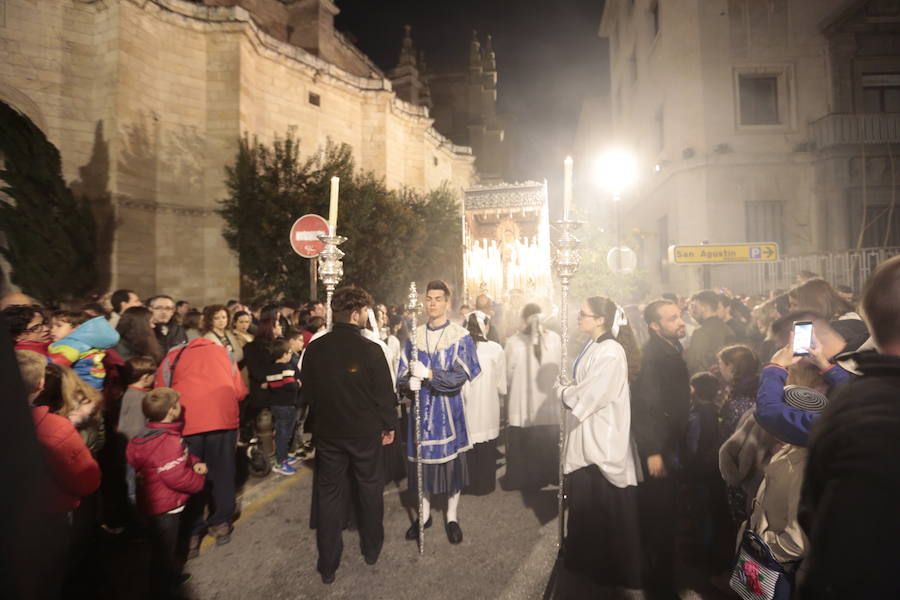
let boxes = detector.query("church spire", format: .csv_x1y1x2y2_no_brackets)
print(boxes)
482,34,496,74
469,30,483,81
418,50,433,109
397,24,417,70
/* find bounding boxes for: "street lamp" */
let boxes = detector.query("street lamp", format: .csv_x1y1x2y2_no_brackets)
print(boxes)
593,149,638,271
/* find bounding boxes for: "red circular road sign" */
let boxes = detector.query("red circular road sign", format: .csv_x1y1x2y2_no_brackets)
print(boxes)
290,214,330,258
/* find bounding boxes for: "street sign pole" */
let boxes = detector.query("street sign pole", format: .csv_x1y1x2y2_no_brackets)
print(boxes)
290,214,330,302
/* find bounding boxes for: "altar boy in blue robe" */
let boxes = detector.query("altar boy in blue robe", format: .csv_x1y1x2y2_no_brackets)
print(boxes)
399,280,481,544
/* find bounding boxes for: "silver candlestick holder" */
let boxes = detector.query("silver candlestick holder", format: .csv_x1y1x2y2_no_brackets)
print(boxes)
406,281,425,555
552,218,583,549
317,231,347,330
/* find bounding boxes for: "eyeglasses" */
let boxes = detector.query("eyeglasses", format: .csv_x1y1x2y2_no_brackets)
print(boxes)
578,310,599,319
24,321,49,333
151,305,175,311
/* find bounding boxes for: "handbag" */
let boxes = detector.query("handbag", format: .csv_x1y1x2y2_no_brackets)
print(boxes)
729,529,795,600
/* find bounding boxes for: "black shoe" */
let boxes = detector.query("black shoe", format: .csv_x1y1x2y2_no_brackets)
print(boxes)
446,520,463,544
320,572,335,584
404,516,433,540
364,553,379,566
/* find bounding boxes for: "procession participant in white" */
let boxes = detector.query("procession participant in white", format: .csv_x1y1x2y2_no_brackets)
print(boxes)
398,280,481,544
504,303,562,490
557,295,643,590
461,311,506,495
362,306,406,485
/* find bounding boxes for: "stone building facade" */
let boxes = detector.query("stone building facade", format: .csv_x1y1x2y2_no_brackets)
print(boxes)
595,0,900,295
0,0,476,303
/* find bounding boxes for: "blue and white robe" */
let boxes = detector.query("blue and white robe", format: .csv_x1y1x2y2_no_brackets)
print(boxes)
398,321,482,465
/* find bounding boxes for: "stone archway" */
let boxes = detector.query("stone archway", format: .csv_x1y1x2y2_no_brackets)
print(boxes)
0,84,48,133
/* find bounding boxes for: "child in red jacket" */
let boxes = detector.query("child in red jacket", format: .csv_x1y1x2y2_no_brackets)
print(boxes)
126,387,206,595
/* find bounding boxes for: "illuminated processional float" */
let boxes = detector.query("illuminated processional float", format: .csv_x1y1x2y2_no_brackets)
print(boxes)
462,181,553,307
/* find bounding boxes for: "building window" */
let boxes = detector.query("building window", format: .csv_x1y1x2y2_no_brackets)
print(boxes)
308,92,321,107
861,73,900,113
650,1,660,37
746,201,783,246
433,156,439,166
739,75,779,125
734,66,793,129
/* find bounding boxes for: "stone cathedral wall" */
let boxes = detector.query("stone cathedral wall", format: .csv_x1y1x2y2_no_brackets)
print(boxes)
0,0,475,304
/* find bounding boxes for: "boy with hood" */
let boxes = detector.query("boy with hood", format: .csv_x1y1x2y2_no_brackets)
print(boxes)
127,387,206,596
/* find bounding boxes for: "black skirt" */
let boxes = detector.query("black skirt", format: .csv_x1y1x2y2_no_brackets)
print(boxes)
503,425,559,490
564,465,643,589
407,454,468,496
464,439,498,496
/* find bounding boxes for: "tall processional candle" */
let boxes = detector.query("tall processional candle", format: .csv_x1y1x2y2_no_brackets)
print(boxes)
563,156,573,220
328,176,340,233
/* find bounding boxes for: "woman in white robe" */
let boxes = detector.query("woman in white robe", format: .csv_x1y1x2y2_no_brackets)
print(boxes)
558,295,643,590
503,304,561,490
461,312,506,495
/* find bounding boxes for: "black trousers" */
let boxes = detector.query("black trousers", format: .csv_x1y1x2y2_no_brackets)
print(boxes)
638,474,678,592
314,434,385,576
184,428,237,535
149,511,182,597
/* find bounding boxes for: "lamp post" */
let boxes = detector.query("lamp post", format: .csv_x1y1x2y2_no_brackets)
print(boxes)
593,150,638,272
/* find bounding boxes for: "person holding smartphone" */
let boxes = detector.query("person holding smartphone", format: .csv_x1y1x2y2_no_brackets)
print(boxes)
755,317,852,445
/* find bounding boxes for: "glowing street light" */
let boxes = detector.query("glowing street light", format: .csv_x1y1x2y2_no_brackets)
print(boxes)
593,149,638,199
592,149,638,273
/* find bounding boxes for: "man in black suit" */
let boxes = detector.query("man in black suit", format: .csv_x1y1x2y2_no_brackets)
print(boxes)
300,286,397,584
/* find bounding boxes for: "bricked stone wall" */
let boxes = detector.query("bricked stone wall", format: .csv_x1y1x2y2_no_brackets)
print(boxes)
0,0,475,304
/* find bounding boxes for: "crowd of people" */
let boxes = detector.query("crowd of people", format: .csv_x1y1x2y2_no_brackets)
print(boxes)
4,260,899,599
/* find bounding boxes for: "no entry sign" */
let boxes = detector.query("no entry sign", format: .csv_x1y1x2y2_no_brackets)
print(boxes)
290,214,330,258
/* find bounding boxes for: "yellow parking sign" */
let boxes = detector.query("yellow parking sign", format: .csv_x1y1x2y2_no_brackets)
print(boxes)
668,243,779,264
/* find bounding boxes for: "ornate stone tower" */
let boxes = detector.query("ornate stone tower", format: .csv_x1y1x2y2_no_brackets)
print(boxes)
391,29,513,182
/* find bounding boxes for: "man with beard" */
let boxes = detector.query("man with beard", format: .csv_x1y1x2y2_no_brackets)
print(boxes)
631,298,691,599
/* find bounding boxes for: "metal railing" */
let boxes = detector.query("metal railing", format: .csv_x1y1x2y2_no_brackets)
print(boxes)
752,246,900,294
809,113,900,149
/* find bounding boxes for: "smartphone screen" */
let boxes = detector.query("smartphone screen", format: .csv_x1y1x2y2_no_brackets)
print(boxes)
793,321,813,355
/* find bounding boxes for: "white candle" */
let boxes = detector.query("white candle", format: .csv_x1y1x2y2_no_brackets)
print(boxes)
563,156,573,219
328,176,340,232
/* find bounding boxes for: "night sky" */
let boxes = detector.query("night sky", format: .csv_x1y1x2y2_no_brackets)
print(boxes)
335,0,609,195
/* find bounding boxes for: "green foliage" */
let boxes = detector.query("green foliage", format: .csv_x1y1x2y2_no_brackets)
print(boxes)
569,204,651,305
0,102,99,305
219,133,461,303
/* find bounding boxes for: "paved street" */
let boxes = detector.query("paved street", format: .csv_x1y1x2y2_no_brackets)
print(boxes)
182,456,733,600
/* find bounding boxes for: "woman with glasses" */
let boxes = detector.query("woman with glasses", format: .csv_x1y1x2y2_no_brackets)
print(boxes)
2,304,51,355
558,295,643,592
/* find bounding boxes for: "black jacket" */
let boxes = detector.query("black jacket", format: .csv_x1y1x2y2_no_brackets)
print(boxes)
153,320,188,354
243,338,272,408
264,361,300,408
797,351,900,600
300,322,397,438
631,332,691,466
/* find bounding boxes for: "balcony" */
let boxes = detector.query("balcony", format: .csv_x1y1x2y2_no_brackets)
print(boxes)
809,113,900,149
